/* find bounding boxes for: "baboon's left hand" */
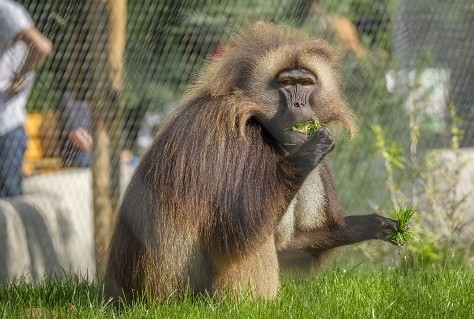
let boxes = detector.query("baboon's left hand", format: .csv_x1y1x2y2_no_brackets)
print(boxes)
307,128,335,158
286,128,335,179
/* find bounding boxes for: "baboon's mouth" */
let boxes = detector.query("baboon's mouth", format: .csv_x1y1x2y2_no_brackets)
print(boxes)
291,119,323,136
291,127,309,136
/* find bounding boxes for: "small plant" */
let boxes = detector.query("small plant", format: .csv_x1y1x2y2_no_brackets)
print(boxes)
371,101,473,265
388,206,418,246
292,118,324,136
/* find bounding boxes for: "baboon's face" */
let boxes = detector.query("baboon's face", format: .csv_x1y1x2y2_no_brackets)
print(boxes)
194,23,355,149
255,67,318,152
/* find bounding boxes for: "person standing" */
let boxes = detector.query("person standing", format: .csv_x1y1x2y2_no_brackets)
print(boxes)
0,0,52,197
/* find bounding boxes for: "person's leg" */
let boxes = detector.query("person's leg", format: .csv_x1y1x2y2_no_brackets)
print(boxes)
0,126,27,197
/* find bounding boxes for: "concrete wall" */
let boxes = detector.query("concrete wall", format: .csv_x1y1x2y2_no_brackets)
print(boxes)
0,169,95,283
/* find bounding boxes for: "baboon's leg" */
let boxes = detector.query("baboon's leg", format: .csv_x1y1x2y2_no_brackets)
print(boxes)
211,234,280,299
186,248,215,294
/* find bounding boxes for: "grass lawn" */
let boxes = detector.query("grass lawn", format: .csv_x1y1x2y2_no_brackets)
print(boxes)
0,263,473,318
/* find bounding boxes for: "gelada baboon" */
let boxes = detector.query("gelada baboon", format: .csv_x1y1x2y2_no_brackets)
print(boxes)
105,21,398,304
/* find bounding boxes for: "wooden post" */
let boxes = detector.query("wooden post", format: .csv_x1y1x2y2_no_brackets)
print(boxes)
105,0,127,212
86,0,126,278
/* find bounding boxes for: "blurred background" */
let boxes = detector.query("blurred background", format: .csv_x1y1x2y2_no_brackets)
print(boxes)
1,0,472,282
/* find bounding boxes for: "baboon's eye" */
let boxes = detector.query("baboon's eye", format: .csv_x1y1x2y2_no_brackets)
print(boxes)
279,78,292,87
300,78,315,86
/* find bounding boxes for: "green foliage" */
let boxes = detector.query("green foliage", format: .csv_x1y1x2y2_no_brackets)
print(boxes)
371,103,473,266
292,119,324,136
387,206,418,246
372,124,406,171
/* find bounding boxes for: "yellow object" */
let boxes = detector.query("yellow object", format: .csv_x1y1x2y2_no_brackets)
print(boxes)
23,112,62,175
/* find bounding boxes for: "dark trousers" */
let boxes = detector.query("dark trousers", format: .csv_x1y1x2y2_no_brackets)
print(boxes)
0,126,27,197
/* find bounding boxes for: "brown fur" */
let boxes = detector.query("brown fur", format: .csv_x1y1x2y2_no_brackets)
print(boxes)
105,21,397,305
105,95,295,302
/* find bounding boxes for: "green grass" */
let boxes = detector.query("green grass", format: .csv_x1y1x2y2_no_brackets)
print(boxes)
1,264,473,318
292,119,324,136
388,206,418,246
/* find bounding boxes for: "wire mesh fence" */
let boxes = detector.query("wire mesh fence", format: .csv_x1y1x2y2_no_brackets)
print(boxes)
0,0,473,281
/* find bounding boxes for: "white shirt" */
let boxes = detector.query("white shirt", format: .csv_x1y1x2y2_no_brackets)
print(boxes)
0,0,35,135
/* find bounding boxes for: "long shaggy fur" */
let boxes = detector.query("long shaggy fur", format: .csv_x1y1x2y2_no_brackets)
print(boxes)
105,21,351,304
106,90,301,303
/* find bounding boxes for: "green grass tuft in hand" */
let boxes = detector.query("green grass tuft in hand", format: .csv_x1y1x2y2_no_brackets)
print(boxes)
388,206,418,246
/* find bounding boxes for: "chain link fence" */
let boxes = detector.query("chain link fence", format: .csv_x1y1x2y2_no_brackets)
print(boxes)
1,0,473,281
